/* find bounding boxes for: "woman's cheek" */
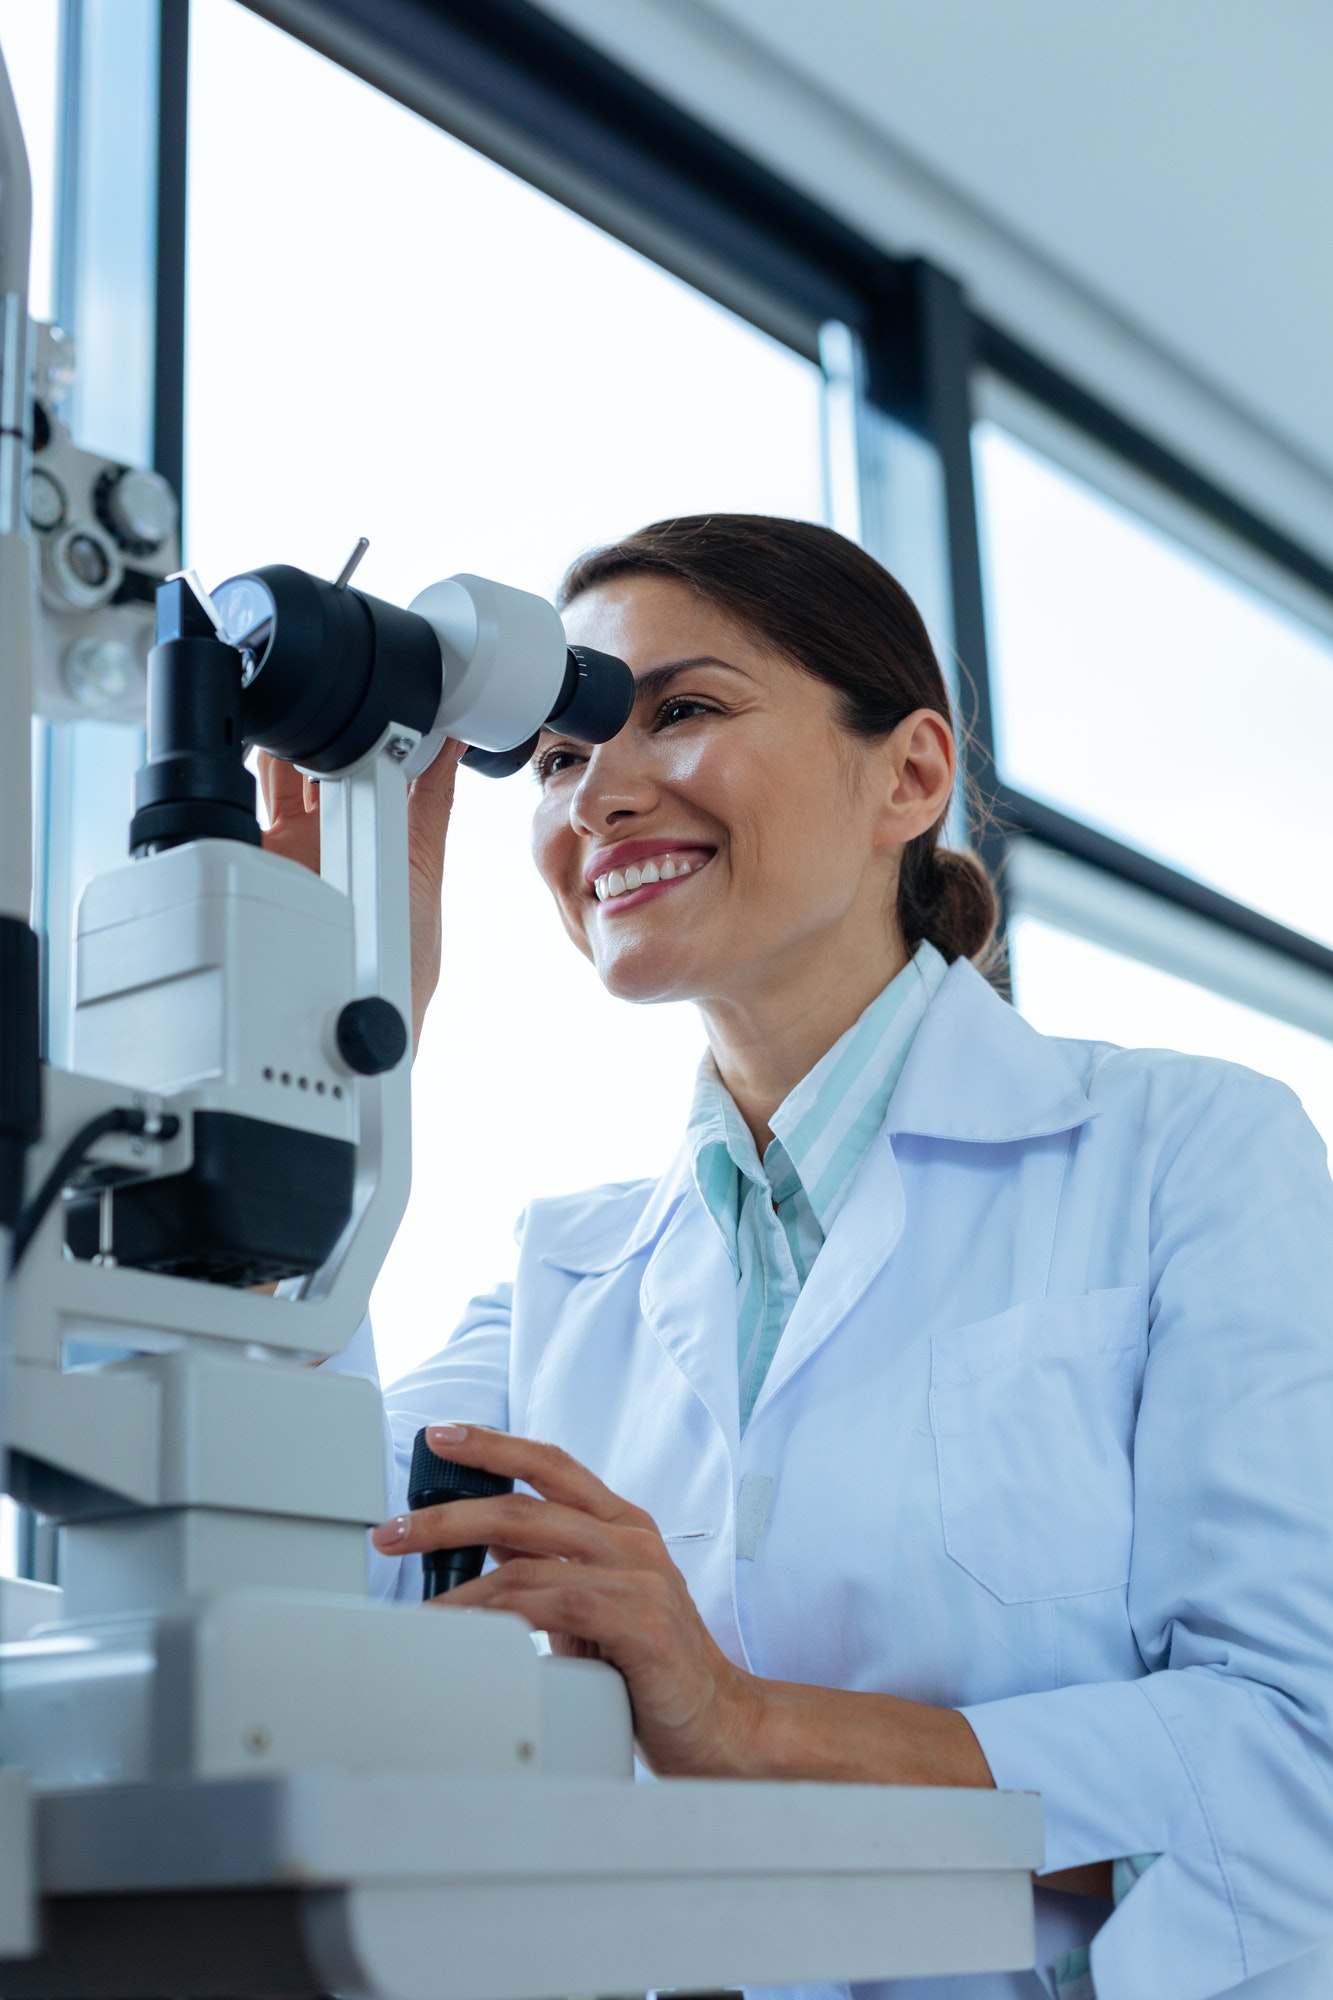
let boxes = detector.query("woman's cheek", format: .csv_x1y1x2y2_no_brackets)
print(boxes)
531,796,566,892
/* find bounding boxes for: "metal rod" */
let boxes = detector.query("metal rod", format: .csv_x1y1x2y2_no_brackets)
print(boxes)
333,537,370,589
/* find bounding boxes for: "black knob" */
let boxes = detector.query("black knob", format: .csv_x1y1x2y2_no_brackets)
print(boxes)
130,580,260,858
335,996,407,1075
408,1428,514,1600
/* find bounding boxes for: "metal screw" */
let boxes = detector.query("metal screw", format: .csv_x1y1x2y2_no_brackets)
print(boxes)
387,733,417,762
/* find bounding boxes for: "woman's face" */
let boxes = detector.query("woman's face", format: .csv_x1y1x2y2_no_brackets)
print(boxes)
531,575,953,1009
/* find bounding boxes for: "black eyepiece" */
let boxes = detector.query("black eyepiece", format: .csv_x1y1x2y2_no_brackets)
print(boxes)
460,645,633,780
550,645,635,744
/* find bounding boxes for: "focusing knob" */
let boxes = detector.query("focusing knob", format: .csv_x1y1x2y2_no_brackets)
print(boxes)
336,996,408,1075
408,1431,514,1511
95,465,178,557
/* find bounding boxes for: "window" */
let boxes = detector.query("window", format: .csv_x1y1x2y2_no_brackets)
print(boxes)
185,0,827,1381
975,411,1333,948
0,0,59,320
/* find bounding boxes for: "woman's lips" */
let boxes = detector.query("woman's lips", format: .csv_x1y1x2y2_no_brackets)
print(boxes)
589,849,715,913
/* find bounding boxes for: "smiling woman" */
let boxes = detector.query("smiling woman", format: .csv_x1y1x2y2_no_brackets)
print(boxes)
351,514,1333,2000
536,518,994,1083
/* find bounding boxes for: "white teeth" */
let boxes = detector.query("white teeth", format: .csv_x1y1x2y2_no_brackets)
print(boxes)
592,852,708,901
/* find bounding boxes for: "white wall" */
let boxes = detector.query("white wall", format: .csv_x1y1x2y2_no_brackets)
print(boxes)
537,0,1333,566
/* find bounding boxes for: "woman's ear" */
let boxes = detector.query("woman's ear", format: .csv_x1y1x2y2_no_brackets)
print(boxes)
874,708,956,847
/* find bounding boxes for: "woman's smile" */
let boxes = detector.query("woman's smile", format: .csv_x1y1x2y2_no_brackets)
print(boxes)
588,842,717,909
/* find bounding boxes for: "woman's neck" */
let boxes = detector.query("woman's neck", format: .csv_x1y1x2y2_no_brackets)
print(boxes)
698,929,912,1154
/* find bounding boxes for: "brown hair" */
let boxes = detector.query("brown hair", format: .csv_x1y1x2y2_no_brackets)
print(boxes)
559,513,998,965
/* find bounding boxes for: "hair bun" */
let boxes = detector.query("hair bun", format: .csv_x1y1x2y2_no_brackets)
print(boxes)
907,843,998,966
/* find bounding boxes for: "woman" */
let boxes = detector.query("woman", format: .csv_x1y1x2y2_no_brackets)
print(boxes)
265,516,1333,2000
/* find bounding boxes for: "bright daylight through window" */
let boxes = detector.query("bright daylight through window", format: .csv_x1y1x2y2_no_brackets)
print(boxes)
185,0,827,1382
978,416,1333,1150
976,420,1333,945
1009,916,1333,1146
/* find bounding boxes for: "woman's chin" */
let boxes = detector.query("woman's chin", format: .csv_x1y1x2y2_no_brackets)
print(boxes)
592,941,711,1007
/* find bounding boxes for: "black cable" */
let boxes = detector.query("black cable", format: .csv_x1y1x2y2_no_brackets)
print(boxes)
9,1108,180,1271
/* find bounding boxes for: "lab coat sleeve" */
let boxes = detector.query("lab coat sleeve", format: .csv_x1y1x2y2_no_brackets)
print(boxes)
960,1069,1333,2000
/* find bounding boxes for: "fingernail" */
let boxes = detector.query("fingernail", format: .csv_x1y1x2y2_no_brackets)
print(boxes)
371,1516,410,1547
429,1423,468,1446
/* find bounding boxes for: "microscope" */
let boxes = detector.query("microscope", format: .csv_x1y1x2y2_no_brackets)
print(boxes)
0,39,1040,2000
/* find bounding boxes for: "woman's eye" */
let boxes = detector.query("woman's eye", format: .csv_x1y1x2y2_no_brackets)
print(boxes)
656,696,716,729
534,745,582,783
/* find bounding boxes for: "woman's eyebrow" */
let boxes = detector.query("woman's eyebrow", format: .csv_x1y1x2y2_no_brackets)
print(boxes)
630,657,754,705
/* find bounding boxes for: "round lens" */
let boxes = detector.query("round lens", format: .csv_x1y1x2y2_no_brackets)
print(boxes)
67,532,110,588
213,575,276,684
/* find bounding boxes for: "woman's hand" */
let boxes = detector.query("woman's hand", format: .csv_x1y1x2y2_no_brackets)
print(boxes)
371,1425,996,1790
373,1425,765,1776
256,742,464,1051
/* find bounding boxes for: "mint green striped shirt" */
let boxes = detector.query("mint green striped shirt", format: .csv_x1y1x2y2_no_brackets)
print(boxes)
687,941,949,1428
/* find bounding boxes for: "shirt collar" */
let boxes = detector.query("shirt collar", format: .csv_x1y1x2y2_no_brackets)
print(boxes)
686,942,948,1248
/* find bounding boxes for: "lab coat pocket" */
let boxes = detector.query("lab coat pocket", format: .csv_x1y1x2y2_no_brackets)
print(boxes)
930,1287,1141,1605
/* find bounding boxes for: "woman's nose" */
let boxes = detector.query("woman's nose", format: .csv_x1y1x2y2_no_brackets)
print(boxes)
569,736,656,832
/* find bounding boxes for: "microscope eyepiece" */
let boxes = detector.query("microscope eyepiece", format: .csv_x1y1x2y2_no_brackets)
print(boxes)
550,643,635,745
458,643,634,777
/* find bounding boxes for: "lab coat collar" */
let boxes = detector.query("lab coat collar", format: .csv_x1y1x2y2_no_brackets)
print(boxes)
539,959,1093,1284
887,956,1097,1145
535,1148,694,1277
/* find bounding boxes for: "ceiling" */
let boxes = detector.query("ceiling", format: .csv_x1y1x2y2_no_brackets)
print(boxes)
691,0,1333,483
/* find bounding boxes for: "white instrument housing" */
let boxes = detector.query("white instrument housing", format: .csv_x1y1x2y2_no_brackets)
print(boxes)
406,572,567,773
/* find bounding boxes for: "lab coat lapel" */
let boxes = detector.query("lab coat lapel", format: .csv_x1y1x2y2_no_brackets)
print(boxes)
639,1190,742,1460
745,1122,906,1425
744,959,1097,1427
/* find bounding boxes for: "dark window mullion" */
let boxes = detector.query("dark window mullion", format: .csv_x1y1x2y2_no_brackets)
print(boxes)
153,0,189,503
1000,784,1333,983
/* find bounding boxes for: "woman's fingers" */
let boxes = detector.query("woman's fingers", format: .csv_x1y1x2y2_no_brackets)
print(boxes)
406,739,464,1047
407,736,464,873
383,1437,764,1778
427,1558,663,1653
408,1423,657,1530
372,1489,651,1569
257,749,322,873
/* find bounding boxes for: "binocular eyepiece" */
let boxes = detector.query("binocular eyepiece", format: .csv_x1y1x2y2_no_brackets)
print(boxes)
129,564,635,856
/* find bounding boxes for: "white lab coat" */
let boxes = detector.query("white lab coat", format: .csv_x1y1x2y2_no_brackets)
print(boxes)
364,957,1333,2000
